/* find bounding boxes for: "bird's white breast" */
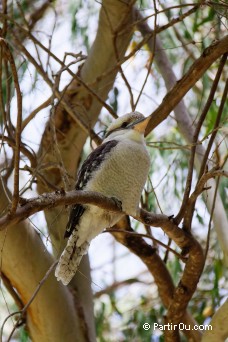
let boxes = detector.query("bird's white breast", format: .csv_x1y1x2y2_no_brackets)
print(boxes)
76,130,150,247
85,134,150,215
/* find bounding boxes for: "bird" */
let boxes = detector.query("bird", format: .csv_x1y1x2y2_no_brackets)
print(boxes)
55,111,151,285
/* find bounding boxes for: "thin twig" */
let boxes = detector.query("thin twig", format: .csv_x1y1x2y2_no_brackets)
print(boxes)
199,75,228,179
94,276,150,298
0,135,37,168
0,311,21,342
183,76,228,229
49,65,71,191
175,53,227,224
78,4,200,90
122,5,200,68
104,228,187,261
28,0,54,31
21,97,52,131
173,26,197,61
3,261,58,342
204,176,220,263
106,3,135,110
134,0,157,109
13,36,103,146
125,3,198,33
145,36,228,135
188,169,227,204
0,39,22,214
2,14,117,119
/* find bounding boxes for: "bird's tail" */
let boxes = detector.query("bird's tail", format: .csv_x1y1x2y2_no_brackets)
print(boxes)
55,230,89,286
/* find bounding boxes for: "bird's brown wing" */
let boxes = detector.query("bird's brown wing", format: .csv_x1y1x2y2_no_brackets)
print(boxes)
64,140,119,238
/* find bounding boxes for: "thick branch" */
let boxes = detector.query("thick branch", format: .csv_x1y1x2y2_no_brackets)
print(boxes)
140,210,204,342
0,190,121,230
1,164,226,231
111,216,202,341
145,35,228,134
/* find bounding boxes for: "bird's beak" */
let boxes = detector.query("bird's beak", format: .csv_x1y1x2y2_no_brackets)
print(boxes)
133,116,151,134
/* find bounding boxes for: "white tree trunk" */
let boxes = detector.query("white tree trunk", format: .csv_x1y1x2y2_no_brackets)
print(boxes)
0,184,86,342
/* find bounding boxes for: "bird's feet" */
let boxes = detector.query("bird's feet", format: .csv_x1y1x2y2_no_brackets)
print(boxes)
110,196,122,211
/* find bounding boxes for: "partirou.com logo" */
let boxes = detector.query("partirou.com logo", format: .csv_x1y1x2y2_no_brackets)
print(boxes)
142,322,212,331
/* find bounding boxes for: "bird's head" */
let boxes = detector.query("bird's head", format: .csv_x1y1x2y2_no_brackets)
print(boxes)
105,111,150,142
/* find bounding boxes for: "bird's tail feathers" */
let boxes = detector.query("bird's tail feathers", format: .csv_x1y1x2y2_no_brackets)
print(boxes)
55,231,89,285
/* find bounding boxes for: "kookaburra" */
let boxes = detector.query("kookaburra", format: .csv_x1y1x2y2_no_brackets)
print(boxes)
55,112,151,285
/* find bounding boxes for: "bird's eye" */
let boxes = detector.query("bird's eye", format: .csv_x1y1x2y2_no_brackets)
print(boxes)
121,122,128,128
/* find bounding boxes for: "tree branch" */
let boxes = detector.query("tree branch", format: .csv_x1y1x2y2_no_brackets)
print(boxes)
0,183,205,341
145,35,228,134
0,190,122,230
0,164,226,232
175,53,227,224
0,181,212,341
111,216,203,341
